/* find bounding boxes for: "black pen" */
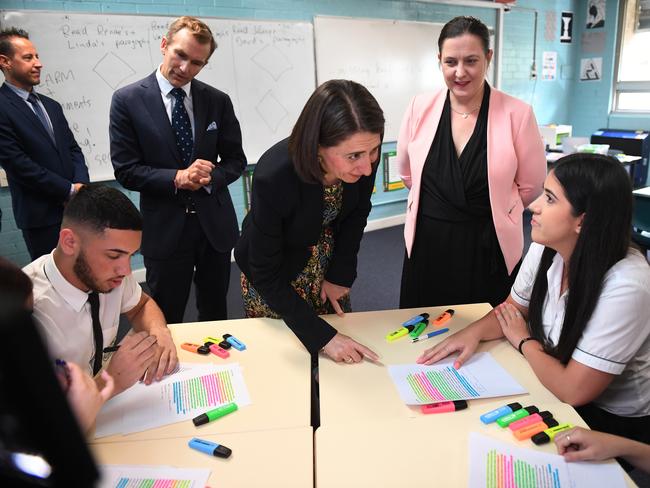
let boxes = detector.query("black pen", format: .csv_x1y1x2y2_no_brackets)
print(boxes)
103,345,120,353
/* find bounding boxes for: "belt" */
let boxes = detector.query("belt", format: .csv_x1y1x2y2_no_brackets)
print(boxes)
185,196,197,214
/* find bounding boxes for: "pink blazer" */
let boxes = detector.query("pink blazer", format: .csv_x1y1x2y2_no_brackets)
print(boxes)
397,86,546,274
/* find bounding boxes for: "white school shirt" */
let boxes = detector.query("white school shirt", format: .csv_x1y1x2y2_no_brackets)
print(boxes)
511,242,650,417
23,252,142,375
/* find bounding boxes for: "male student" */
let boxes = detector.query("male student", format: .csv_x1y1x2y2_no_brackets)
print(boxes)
0,28,89,260
22,184,178,396
110,16,246,324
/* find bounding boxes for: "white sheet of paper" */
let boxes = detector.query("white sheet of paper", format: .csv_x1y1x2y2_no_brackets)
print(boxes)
468,432,625,488
96,362,251,438
387,352,526,405
99,465,210,488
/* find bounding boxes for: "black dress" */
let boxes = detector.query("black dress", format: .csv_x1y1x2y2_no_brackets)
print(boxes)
400,85,518,308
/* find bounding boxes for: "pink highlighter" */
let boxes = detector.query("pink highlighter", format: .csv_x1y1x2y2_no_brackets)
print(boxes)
209,343,230,358
421,400,468,414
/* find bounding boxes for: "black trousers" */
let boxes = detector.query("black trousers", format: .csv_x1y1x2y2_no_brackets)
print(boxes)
144,214,231,324
22,224,60,260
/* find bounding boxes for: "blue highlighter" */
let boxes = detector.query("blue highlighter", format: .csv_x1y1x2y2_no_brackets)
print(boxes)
479,402,523,424
223,334,246,351
189,437,232,458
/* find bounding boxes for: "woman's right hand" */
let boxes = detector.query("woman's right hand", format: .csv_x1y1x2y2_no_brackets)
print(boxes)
322,332,379,364
416,326,481,368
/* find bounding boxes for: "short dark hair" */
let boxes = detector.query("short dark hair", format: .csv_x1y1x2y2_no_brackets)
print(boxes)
0,27,29,58
0,256,32,306
62,184,143,234
288,79,385,184
438,16,490,55
528,153,633,364
167,16,216,60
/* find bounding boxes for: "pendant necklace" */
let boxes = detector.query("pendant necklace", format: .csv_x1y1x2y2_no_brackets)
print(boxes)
450,106,480,119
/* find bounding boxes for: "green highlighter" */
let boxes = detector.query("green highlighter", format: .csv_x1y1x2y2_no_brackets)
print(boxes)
192,402,238,426
409,320,428,338
497,405,539,428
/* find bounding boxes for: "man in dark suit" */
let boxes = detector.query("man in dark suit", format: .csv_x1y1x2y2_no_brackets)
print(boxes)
110,16,246,323
0,28,89,259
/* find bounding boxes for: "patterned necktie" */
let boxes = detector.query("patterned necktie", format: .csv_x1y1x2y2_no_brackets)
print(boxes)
26,92,55,143
88,292,104,376
170,88,193,167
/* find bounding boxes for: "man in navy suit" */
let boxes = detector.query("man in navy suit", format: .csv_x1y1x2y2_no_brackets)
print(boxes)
110,16,246,323
0,28,89,259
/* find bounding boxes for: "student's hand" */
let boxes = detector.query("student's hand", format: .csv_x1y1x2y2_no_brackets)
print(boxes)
494,302,529,349
416,326,481,368
320,280,350,317
144,327,178,384
105,331,158,394
554,427,625,462
66,363,114,433
322,332,379,364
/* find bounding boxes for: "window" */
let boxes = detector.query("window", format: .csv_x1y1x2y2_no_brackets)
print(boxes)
614,0,650,112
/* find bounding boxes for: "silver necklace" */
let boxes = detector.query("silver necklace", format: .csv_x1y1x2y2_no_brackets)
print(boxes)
450,106,480,119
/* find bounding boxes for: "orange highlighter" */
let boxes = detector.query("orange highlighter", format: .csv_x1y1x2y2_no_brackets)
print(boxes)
433,309,454,327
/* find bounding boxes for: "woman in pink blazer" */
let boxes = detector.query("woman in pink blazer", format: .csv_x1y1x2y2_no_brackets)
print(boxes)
398,16,546,308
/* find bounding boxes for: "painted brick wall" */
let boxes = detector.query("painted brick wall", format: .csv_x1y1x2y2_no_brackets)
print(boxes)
0,0,576,267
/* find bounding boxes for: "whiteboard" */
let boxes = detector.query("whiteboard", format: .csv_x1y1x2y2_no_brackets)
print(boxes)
314,16,495,142
0,11,316,181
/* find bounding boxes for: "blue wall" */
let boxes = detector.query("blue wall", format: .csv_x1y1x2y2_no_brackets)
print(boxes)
5,0,633,269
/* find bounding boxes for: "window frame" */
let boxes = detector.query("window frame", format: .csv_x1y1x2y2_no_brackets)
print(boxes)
612,0,650,114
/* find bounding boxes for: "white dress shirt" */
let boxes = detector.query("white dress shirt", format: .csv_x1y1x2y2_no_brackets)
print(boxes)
23,252,142,375
512,242,650,416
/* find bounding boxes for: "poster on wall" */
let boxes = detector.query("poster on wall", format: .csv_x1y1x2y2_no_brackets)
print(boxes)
560,12,573,43
580,57,602,81
542,52,557,80
586,0,606,29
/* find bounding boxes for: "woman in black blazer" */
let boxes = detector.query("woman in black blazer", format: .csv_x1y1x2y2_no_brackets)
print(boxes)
235,80,384,363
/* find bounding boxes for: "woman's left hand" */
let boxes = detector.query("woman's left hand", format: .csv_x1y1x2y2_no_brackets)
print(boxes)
494,302,529,349
320,280,350,317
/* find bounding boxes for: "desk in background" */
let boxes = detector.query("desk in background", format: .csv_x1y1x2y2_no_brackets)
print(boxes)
547,152,643,188
91,318,312,444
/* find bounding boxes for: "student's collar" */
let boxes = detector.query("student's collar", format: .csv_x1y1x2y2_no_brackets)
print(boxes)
44,252,92,312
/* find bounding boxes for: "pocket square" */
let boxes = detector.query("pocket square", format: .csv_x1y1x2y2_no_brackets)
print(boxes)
206,121,218,131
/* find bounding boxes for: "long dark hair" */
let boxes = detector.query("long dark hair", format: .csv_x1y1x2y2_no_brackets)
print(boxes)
288,79,385,184
528,153,632,364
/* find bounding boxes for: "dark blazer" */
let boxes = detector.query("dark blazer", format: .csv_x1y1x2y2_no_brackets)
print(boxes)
109,72,246,259
235,139,377,354
0,83,89,229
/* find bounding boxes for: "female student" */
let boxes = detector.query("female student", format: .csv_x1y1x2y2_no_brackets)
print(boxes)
235,80,384,364
418,154,650,448
398,16,546,308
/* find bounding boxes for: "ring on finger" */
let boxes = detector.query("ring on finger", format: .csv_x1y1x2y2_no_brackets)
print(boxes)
345,357,353,363
566,434,571,444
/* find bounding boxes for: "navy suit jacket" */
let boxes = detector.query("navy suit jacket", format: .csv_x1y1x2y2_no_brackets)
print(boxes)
235,139,377,354
109,72,247,259
0,83,89,229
